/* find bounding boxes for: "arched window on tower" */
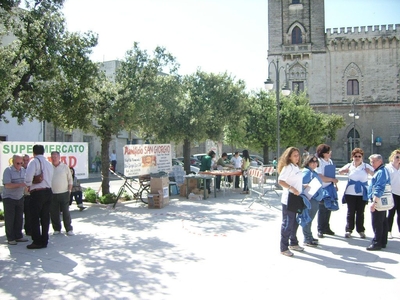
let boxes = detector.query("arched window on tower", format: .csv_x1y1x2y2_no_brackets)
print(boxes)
292,26,302,44
347,79,359,95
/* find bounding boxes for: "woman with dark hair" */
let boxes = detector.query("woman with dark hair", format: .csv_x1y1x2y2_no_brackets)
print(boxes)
302,155,324,247
338,148,374,238
277,147,304,256
241,150,251,194
315,144,338,238
200,150,216,194
69,168,86,211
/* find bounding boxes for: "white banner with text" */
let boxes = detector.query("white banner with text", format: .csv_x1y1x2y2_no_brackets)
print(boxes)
123,144,172,177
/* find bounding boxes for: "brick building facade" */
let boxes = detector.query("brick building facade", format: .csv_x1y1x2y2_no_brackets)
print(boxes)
267,0,400,163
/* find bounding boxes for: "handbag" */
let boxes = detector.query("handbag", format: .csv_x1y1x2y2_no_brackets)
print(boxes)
375,191,394,211
287,192,304,213
375,170,394,211
32,158,44,184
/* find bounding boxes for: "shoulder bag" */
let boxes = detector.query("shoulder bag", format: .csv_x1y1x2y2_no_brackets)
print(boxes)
375,168,394,211
32,158,44,184
287,192,304,213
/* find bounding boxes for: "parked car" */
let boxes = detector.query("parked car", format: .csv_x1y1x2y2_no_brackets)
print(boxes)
172,158,199,174
177,156,201,167
172,158,184,166
250,154,264,165
227,152,263,166
192,153,207,163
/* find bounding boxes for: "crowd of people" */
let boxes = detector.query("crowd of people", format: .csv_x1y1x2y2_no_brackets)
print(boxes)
199,149,253,195
2,145,87,249
277,144,400,257
3,144,399,256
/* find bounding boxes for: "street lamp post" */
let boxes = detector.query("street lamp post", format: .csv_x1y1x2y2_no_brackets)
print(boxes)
264,59,290,187
348,100,360,152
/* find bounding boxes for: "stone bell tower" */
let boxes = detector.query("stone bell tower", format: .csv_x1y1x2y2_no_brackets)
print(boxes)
267,0,326,96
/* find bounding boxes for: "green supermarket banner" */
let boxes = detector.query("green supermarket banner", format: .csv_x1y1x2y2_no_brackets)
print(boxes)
0,142,89,185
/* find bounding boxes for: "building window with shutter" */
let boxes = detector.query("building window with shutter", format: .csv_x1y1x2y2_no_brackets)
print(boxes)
347,79,359,95
292,26,302,44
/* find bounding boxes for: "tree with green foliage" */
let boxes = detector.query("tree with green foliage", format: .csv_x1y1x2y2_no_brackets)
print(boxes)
92,43,179,195
141,69,249,174
279,91,345,146
0,0,98,130
241,90,345,162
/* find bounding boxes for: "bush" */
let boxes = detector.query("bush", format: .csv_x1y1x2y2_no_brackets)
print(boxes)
84,188,98,203
0,209,4,221
99,193,116,204
122,191,131,200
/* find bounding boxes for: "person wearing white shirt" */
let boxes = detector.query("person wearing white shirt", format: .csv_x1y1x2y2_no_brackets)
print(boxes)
277,147,304,257
386,149,400,239
49,151,74,236
315,144,339,239
338,148,374,239
230,152,242,188
24,145,54,249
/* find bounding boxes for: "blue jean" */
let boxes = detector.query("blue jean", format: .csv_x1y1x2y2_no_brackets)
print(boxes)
302,199,320,242
280,204,300,252
3,197,24,241
243,174,248,191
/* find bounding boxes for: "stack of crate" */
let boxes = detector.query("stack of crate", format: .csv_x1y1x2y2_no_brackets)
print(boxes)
148,176,169,208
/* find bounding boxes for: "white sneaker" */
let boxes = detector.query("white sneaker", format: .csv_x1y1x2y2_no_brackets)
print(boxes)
345,232,351,238
67,231,75,236
53,231,61,235
388,232,393,239
289,245,304,252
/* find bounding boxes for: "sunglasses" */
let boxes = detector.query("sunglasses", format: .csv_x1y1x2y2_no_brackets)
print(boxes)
353,155,362,158
15,162,24,165
310,159,318,163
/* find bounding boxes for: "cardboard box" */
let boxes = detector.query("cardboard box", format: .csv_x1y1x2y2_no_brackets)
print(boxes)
188,193,203,201
179,183,187,197
188,178,198,188
150,177,169,194
190,188,208,199
148,193,169,209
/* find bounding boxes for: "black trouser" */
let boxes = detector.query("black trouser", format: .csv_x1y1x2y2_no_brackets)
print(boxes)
344,194,367,233
387,193,400,232
30,188,52,247
370,209,388,247
24,195,32,235
70,191,83,205
317,203,332,233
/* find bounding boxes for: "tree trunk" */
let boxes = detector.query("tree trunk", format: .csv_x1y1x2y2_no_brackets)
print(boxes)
183,139,191,174
263,145,270,165
101,134,111,195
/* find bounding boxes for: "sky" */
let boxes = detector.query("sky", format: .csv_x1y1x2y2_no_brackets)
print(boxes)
62,0,400,92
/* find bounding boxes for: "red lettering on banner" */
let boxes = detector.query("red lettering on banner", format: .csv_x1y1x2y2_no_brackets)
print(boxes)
69,156,77,168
